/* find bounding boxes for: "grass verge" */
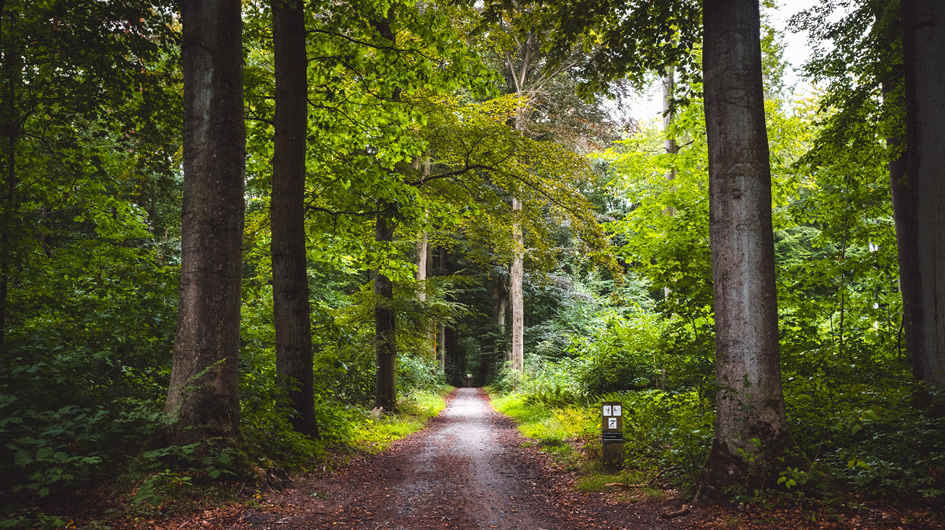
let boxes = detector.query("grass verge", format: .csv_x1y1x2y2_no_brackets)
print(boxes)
488,389,668,502
352,386,454,454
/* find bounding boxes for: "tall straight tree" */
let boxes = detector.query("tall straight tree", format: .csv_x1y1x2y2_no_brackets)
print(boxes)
163,0,245,446
271,0,317,434
375,205,397,410
901,0,945,388
699,0,790,494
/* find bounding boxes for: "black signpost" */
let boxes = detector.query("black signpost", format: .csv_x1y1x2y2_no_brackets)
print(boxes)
601,401,624,468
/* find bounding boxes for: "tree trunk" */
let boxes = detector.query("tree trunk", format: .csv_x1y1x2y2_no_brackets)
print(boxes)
880,2,917,376
0,4,17,351
437,247,447,373
416,228,430,354
503,34,533,376
699,0,790,496
901,0,945,387
163,0,245,447
509,196,524,373
0,94,14,352
375,207,397,410
491,277,508,361
271,0,316,436
663,68,678,217
437,322,446,373
445,324,461,385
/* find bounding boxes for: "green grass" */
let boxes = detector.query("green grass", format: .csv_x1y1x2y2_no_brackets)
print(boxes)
576,470,647,492
353,386,453,453
490,390,676,503
489,391,599,469
491,392,597,441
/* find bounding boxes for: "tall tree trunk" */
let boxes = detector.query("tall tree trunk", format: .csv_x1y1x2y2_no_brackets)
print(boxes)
699,0,790,495
0,131,11,350
662,68,678,217
375,206,397,410
503,32,533,375
886,86,917,364
163,0,245,446
416,228,430,354
490,277,508,360
437,247,447,373
487,277,507,383
901,0,945,387
509,196,524,373
271,0,316,435
0,4,16,351
445,324,460,385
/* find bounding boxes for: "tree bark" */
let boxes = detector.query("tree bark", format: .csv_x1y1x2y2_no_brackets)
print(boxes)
878,4,919,378
271,0,316,435
437,247,447,373
901,0,945,387
163,0,245,447
699,0,790,495
375,207,397,410
509,196,524,373
663,68,678,218
0,4,17,351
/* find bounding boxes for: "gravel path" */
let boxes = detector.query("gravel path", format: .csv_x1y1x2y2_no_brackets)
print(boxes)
229,388,686,529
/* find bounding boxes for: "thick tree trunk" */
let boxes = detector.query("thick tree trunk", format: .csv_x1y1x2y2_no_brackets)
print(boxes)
901,0,945,387
271,0,316,435
699,0,790,495
375,208,397,410
509,196,524,373
163,0,245,446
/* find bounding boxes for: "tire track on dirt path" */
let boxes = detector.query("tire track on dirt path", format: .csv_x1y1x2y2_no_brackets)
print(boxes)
229,388,686,529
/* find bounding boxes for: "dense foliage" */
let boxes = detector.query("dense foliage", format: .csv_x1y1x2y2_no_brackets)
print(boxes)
1,0,943,525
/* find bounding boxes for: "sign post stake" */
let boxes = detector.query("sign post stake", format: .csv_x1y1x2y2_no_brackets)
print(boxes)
601,401,624,469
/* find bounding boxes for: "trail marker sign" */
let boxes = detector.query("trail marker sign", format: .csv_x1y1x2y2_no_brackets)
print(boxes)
601,401,624,468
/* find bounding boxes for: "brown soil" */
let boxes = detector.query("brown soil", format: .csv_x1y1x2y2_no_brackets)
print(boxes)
226,388,688,529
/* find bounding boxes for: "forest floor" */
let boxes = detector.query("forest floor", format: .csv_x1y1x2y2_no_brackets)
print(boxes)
136,388,942,529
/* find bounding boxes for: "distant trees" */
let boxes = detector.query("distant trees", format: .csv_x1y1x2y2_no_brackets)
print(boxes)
162,0,245,447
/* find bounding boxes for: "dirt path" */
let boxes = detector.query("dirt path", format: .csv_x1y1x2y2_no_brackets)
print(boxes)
228,388,688,529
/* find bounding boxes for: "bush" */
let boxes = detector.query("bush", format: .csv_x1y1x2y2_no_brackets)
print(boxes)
571,309,664,397
397,355,442,395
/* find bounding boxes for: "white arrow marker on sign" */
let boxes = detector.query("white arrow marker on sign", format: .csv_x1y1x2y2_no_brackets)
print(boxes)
608,417,617,429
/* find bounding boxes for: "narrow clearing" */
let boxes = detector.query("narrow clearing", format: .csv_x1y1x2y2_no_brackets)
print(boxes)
230,388,687,529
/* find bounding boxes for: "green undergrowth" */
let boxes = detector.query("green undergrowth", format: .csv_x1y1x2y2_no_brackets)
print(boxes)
352,386,453,454
1,387,454,529
489,390,598,471
489,388,714,500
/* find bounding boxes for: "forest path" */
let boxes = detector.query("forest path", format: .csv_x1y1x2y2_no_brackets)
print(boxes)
228,388,685,529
